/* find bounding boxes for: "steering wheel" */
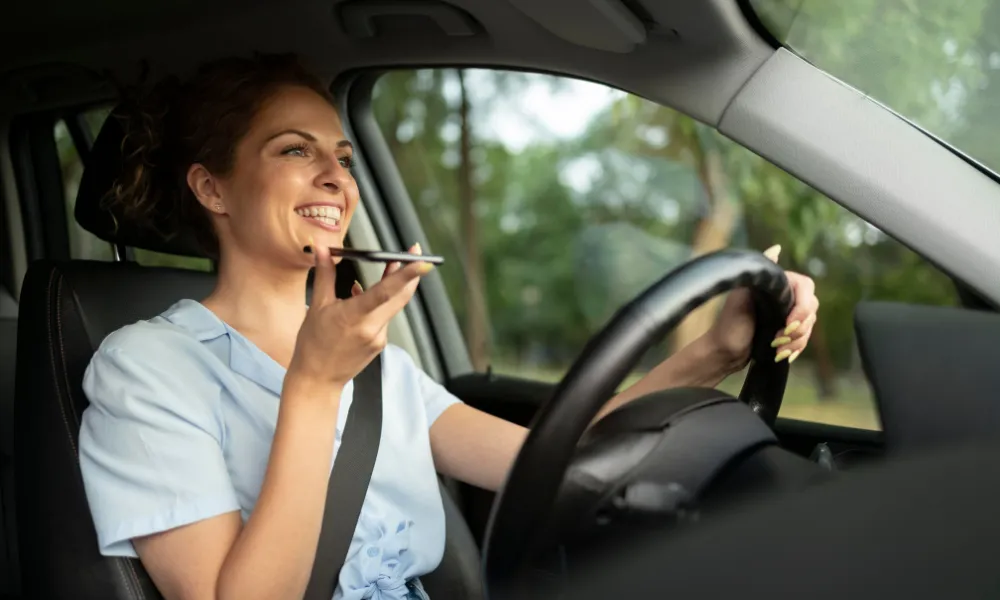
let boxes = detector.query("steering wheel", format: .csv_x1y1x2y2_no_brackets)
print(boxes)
481,249,795,597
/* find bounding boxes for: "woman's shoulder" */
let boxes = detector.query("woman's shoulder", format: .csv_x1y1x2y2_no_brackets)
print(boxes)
84,300,229,411
380,344,462,425
95,299,224,357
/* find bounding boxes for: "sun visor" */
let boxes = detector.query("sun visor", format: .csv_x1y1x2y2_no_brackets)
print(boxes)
338,0,482,39
506,0,647,53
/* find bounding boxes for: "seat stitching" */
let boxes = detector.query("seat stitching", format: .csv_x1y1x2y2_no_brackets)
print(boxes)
113,558,138,599
45,270,78,457
56,274,82,432
124,559,147,600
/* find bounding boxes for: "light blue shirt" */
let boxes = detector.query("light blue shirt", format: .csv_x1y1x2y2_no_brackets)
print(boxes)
78,299,461,600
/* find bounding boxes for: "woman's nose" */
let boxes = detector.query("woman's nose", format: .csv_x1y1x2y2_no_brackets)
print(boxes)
320,160,351,192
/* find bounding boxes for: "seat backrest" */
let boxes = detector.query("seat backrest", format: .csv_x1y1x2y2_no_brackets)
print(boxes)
15,259,214,598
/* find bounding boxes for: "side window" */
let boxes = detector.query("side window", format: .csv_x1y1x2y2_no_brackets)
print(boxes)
55,108,212,271
370,69,959,431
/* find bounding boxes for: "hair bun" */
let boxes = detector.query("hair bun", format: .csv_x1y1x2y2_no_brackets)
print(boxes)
106,72,186,240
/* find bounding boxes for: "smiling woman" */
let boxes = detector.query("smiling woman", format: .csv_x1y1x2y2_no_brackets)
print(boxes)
74,54,447,600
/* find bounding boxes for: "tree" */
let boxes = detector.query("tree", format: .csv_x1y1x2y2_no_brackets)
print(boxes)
456,69,491,370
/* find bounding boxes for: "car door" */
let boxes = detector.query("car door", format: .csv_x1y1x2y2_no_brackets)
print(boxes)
342,66,968,541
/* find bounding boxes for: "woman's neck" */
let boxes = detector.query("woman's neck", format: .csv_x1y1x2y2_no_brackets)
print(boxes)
201,251,310,338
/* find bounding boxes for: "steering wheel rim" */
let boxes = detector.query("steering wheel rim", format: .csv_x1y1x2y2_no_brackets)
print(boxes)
481,249,795,597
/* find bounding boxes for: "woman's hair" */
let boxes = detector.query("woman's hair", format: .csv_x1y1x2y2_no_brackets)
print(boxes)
108,53,334,257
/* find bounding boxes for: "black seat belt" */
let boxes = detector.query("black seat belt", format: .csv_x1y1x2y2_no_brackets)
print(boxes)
303,353,383,600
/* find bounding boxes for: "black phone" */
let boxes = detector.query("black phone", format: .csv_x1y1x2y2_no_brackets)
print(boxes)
303,246,445,265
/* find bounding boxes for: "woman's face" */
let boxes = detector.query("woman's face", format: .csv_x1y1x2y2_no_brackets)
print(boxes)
204,84,359,269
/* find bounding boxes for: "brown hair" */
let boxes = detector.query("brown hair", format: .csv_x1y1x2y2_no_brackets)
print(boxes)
108,53,334,257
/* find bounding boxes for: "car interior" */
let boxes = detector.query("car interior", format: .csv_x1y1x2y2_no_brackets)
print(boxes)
4,0,1000,598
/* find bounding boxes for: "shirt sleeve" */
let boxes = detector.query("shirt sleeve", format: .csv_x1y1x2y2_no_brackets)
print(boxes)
79,330,240,557
384,344,463,428
417,365,463,427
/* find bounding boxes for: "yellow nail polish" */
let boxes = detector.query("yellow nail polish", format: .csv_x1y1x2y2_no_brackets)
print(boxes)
417,262,435,274
353,280,363,292
771,336,792,348
763,244,781,262
412,242,423,255
789,350,801,364
775,349,792,362
784,320,801,335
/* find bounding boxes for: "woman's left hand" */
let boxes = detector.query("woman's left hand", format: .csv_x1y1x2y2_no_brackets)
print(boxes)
705,244,819,370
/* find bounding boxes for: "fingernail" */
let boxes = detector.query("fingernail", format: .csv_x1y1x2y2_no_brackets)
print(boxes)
411,242,423,255
789,350,802,364
763,244,781,262
784,320,801,335
775,349,792,362
417,262,435,274
771,336,792,348
353,280,363,292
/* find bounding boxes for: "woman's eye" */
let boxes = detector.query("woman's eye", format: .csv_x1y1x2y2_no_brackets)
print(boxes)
282,144,309,157
338,156,354,169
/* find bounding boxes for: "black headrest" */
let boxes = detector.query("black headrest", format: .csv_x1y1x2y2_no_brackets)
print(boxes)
74,105,205,257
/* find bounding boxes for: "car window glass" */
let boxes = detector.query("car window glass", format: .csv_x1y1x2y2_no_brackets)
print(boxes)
370,68,959,431
56,108,211,271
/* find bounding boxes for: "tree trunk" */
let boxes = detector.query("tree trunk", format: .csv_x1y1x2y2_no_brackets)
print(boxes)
672,148,739,353
810,322,838,399
457,70,491,370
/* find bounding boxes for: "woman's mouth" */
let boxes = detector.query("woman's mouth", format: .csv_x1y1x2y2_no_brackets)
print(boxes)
296,205,342,228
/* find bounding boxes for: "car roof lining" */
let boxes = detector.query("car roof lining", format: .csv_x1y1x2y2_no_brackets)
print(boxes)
0,0,772,125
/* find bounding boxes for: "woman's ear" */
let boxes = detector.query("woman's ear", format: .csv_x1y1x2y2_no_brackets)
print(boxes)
187,163,226,214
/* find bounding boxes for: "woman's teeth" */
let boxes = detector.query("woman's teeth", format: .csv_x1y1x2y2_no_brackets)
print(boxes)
296,206,342,225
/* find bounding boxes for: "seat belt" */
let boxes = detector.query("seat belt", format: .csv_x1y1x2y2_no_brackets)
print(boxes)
303,353,383,600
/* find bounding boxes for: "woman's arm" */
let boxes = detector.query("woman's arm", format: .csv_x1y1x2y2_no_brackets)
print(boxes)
429,332,738,492
133,380,343,600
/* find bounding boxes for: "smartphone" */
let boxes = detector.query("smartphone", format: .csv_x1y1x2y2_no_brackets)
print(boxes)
303,245,445,265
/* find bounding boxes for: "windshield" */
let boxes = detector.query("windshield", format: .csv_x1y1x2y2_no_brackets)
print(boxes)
750,0,1000,174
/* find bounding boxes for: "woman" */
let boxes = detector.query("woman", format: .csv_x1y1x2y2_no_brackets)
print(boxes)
79,54,819,600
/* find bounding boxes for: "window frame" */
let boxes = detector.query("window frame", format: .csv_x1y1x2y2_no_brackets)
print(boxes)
6,102,121,275
9,111,72,264
342,69,474,380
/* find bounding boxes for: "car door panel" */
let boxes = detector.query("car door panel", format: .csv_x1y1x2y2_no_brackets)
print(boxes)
855,301,1000,453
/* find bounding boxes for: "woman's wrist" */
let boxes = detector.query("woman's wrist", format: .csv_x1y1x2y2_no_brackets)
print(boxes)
282,370,345,411
606,333,745,415
686,333,747,386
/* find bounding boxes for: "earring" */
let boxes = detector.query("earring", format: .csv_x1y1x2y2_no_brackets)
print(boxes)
214,203,224,212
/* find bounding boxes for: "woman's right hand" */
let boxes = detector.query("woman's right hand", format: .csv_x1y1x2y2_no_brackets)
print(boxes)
287,242,432,391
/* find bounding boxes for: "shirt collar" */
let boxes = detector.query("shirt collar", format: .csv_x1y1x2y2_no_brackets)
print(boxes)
160,299,227,342
161,299,287,396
